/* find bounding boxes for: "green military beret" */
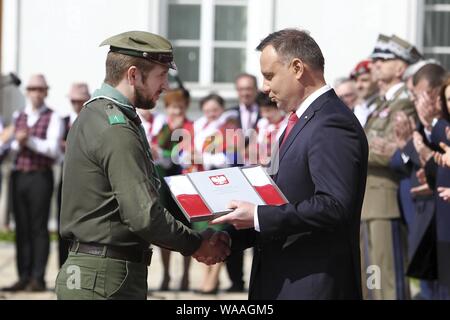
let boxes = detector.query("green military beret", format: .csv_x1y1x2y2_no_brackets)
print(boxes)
100,31,177,70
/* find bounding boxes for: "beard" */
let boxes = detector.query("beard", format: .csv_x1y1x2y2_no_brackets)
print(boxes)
134,86,156,110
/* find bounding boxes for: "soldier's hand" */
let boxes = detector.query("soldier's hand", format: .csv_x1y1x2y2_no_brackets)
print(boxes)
446,126,450,141
370,137,396,158
192,229,231,265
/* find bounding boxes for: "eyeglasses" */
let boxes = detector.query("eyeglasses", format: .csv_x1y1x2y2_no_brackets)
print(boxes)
70,99,86,104
26,87,48,92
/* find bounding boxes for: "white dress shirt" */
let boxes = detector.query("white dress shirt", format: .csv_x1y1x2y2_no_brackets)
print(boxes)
353,94,378,127
254,84,332,232
239,103,259,134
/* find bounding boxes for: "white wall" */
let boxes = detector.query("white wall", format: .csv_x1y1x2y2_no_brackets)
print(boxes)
274,0,419,85
3,0,156,116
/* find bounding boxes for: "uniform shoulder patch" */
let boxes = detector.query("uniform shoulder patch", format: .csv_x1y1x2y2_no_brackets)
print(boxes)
105,104,127,125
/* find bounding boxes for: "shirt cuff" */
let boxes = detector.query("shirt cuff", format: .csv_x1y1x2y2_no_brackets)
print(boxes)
400,152,410,164
431,118,439,128
254,205,260,232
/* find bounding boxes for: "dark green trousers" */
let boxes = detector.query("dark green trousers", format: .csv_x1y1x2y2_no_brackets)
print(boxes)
55,252,148,300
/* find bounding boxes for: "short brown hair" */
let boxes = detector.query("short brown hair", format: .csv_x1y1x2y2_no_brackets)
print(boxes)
163,88,189,107
413,63,447,89
256,28,325,72
200,93,225,110
104,52,157,86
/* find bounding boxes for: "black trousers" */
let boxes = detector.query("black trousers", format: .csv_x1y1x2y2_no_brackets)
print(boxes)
11,169,54,284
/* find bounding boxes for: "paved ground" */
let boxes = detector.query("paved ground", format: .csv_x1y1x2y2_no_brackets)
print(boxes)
0,242,252,300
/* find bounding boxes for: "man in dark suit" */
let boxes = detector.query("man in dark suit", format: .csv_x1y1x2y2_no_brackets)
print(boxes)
232,73,261,138
211,29,368,299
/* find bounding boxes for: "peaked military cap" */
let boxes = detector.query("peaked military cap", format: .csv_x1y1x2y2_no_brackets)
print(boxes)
100,31,177,70
370,34,422,65
369,34,392,61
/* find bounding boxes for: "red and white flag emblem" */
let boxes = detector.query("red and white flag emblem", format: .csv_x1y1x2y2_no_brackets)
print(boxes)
209,175,229,185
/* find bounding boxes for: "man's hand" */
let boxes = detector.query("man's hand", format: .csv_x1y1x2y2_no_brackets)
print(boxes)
15,129,29,147
446,126,450,141
437,187,450,203
416,168,428,185
209,200,256,230
394,111,415,149
0,125,15,144
416,91,441,130
370,136,397,158
434,142,450,168
192,229,231,265
413,131,433,166
411,184,433,197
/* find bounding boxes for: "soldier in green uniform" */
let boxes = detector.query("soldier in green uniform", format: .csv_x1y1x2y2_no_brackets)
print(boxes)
361,34,421,300
55,31,230,300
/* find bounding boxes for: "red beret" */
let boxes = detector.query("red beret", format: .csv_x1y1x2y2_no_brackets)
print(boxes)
350,60,372,79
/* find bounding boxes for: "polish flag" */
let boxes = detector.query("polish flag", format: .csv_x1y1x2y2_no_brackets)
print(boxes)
165,175,211,219
242,167,287,206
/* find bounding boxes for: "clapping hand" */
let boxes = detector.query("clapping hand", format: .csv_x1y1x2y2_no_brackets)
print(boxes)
370,136,397,158
437,187,450,203
192,228,231,265
394,111,415,149
15,128,29,147
434,142,450,168
416,91,441,130
413,131,433,166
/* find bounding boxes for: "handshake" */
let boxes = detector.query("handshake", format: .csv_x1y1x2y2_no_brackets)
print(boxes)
192,229,231,265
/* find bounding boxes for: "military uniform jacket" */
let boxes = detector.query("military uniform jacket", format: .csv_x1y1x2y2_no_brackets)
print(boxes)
362,83,416,220
60,83,202,255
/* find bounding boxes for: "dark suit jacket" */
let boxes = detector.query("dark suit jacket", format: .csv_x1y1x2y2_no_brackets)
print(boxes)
230,104,261,131
430,118,450,286
229,89,368,299
390,126,438,280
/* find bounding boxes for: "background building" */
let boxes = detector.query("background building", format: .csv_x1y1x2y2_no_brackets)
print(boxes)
1,0,449,119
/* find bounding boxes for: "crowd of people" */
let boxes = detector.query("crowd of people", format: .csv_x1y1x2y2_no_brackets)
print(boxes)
0,30,450,300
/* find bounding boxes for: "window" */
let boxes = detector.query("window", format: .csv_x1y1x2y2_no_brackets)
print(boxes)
168,3,201,82
423,0,450,70
167,0,248,86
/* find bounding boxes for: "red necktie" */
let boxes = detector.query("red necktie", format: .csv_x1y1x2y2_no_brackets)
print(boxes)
280,112,299,146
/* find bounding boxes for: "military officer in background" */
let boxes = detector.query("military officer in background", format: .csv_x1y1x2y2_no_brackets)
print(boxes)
361,34,421,300
55,31,230,300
